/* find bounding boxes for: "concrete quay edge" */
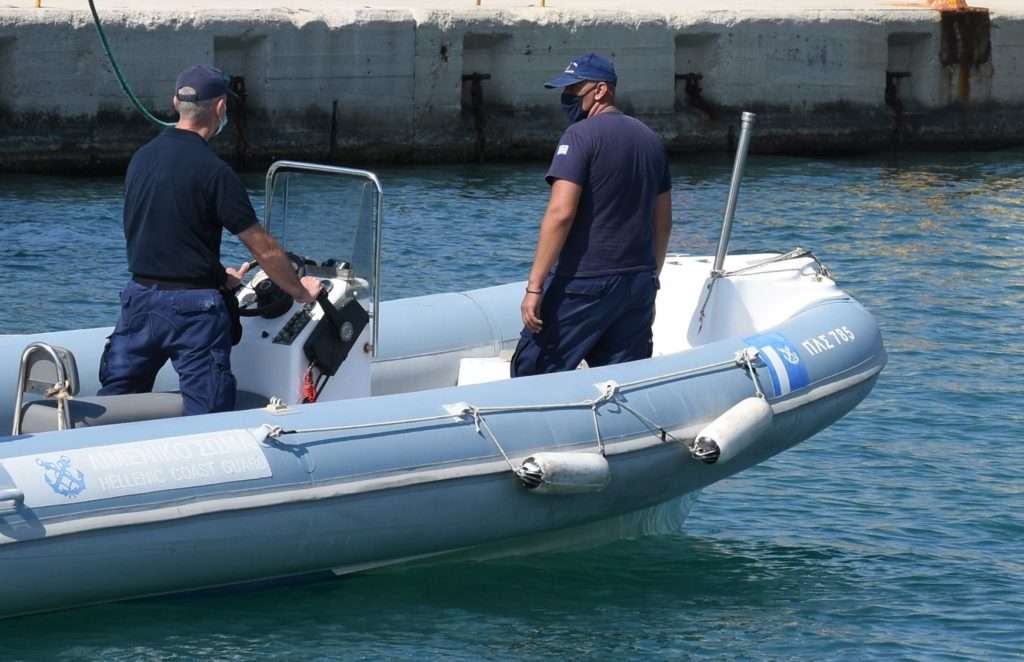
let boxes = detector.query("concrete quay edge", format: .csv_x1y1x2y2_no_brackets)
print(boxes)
1,2,1022,172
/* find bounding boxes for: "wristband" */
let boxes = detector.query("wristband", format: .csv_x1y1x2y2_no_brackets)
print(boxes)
525,288,542,295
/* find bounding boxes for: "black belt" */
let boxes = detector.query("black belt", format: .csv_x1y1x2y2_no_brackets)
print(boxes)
132,276,219,291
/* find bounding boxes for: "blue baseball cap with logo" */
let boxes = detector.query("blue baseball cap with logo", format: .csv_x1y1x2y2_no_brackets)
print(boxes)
175,65,231,102
544,53,618,89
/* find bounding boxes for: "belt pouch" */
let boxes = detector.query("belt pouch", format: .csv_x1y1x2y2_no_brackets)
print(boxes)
220,286,243,346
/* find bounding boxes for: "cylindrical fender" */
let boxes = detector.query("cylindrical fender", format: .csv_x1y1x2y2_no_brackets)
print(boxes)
691,396,773,465
516,452,611,495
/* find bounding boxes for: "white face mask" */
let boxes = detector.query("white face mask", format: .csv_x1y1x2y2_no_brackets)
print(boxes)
213,108,228,137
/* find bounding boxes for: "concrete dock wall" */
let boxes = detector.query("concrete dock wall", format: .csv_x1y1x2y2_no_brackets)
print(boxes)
1,2,1022,172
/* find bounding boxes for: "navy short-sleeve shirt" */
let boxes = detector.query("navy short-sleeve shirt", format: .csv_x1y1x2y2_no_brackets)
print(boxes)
546,110,671,278
123,127,258,286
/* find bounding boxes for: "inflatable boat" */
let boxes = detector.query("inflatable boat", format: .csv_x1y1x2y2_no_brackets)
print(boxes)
0,132,886,618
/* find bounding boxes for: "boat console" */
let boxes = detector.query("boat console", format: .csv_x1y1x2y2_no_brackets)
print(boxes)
227,161,382,406
11,162,383,434
231,258,373,406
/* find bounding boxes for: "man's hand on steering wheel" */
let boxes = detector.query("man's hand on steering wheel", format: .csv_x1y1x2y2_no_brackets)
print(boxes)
225,260,251,291
236,251,313,318
297,275,322,305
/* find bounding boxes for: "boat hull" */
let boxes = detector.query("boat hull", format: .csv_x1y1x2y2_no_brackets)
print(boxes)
1,377,876,617
0,289,884,618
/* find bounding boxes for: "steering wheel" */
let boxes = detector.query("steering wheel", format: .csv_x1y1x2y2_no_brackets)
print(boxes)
237,252,308,319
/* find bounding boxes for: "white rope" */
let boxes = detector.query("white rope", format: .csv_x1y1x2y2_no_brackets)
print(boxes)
699,247,829,332
715,247,818,277
612,358,738,391
608,396,686,447
264,354,757,450
469,406,518,473
259,354,767,480
591,402,606,455
273,411,456,436
736,348,767,399
44,381,73,431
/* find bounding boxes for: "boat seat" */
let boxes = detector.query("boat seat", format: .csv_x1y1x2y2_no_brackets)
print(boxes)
456,350,514,386
19,389,271,434
12,341,270,434
19,393,186,433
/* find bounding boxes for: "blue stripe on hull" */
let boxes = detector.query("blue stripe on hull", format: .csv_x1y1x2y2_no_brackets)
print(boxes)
743,332,810,396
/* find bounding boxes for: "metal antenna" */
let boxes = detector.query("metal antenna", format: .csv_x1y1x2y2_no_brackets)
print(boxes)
712,112,757,273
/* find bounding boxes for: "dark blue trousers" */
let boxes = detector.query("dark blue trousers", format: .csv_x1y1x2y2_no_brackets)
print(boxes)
511,271,659,377
98,280,236,415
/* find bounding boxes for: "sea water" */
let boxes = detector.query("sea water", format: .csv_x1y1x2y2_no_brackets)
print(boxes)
0,150,1021,660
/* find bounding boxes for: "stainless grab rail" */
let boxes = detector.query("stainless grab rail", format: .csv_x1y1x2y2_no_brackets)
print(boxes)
12,342,73,435
0,488,25,511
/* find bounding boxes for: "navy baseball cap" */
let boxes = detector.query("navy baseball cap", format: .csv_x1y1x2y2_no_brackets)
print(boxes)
175,65,231,102
544,54,617,89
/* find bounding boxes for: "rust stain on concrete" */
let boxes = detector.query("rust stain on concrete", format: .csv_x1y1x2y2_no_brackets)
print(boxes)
939,7,991,103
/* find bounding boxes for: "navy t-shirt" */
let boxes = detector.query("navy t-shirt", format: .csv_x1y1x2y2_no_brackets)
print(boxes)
546,110,671,278
123,127,258,287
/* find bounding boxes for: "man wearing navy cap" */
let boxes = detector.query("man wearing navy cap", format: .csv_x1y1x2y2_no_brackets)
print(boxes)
511,54,673,376
98,64,322,415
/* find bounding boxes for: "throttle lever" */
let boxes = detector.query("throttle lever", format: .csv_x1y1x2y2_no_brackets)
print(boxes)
316,289,344,335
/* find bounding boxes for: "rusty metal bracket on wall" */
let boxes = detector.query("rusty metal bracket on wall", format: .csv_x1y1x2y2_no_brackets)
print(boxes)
675,72,715,120
462,72,490,163
329,100,339,162
228,75,250,171
885,70,912,143
938,8,991,104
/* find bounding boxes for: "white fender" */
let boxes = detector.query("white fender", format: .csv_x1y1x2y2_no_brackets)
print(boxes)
692,397,773,465
516,452,610,495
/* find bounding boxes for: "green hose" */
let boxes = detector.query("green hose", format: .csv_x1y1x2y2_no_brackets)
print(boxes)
87,0,174,128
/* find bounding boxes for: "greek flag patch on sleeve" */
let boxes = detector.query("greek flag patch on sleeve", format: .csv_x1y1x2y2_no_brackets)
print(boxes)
556,144,569,155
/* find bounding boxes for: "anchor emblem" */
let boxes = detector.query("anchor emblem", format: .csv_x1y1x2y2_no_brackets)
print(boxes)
777,345,800,365
35,455,86,498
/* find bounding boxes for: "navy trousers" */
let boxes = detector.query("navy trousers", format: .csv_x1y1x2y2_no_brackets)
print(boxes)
511,271,659,377
98,280,236,415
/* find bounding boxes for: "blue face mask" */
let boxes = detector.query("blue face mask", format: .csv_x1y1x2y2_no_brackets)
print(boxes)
560,89,590,123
